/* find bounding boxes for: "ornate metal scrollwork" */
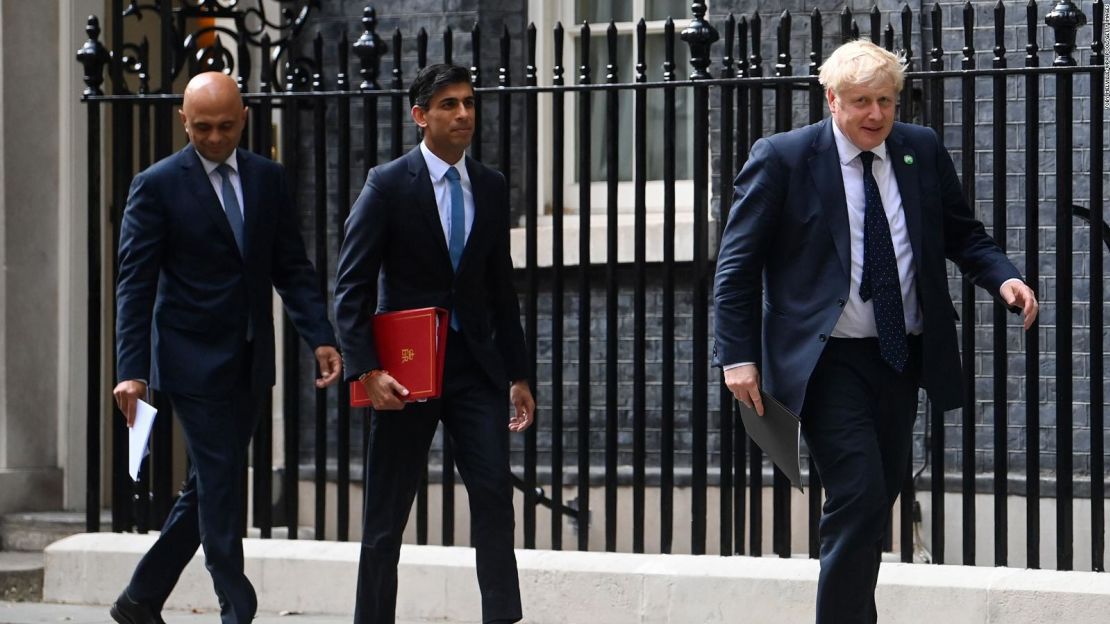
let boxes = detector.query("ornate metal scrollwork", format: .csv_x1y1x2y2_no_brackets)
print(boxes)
91,0,319,95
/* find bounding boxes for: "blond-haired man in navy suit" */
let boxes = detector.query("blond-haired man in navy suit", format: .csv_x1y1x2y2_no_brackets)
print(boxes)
714,40,1038,623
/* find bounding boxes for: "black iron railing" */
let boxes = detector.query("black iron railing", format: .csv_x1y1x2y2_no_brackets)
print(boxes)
77,1,1107,571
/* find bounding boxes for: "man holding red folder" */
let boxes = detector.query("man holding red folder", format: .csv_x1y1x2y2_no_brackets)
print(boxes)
335,64,535,624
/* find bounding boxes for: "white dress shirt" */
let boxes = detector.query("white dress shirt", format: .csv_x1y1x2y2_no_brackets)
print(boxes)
196,148,245,222
419,141,474,245
723,123,922,371
829,121,923,338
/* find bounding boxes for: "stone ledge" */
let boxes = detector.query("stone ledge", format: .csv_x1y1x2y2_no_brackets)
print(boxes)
0,511,108,552
0,552,43,602
44,533,1110,623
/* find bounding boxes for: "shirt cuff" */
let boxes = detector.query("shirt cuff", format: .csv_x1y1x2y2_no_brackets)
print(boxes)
723,362,755,371
999,278,1024,295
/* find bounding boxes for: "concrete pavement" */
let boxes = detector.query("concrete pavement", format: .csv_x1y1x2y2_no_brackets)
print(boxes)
0,601,435,624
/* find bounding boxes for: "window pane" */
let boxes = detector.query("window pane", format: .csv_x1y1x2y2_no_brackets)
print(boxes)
576,0,632,24
646,0,690,21
574,34,635,183
645,34,693,180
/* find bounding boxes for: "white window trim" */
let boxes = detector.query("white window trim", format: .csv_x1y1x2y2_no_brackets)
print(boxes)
512,1,715,268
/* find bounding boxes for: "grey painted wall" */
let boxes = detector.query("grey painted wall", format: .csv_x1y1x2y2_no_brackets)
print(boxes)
0,0,66,513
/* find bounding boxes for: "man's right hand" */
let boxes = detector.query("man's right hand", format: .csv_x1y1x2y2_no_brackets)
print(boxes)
724,364,763,417
113,380,148,427
361,371,409,411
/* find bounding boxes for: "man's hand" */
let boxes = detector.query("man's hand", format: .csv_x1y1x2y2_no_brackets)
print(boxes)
314,346,342,388
113,380,148,427
724,364,763,417
509,380,535,433
1000,279,1039,331
361,371,409,411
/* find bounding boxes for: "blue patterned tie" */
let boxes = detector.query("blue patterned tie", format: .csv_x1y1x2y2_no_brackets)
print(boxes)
857,151,908,372
216,163,245,256
445,166,465,330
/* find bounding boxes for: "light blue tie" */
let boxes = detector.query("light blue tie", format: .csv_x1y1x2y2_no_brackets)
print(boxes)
216,163,245,256
445,167,465,270
445,167,465,331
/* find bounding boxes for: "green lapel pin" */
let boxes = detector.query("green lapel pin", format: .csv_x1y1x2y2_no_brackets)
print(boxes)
904,154,914,165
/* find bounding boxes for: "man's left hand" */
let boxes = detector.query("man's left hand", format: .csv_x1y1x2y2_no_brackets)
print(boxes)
1000,279,1039,331
314,346,342,388
509,380,535,433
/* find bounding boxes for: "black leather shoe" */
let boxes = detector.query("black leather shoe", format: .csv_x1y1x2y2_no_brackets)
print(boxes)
109,590,166,624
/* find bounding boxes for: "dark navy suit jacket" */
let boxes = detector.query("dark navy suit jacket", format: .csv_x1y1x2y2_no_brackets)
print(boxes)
334,146,527,390
115,146,335,396
714,118,1021,416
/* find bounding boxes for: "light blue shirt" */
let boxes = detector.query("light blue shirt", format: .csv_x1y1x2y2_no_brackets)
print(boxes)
419,141,474,246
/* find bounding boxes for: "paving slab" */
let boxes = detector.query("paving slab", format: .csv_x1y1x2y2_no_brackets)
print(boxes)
0,601,439,624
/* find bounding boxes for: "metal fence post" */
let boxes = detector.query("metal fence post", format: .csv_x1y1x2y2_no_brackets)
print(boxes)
1045,0,1087,572
681,0,718,556
76,14,109,534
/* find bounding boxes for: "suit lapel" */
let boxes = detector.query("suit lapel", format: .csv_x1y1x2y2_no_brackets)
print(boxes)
456,156,487,275
237,148,260,258
406,147,453,270
886,127,923,269
181,147,241,260
808,119,851,281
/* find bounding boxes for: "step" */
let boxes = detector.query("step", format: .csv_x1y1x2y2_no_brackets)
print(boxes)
246,525,315,540
45,533,1110,623
0,512,110,552
0,552,43,602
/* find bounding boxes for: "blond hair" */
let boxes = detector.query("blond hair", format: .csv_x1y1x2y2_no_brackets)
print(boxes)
818,40,907,94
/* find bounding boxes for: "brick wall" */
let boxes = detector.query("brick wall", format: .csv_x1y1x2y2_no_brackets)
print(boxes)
286,1,1109,492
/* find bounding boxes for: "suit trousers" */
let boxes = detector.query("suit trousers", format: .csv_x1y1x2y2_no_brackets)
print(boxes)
354,330,521,624
801,335,922,624
127,343,262,624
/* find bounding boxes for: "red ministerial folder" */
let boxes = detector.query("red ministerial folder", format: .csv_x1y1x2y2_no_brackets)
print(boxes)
349,307,449,407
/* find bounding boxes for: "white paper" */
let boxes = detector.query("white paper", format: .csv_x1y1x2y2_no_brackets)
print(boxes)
128,399,158,481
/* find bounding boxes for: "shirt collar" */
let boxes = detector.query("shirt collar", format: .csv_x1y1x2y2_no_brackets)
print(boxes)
831,120,888,166
196,147,239,176
419,141,468,184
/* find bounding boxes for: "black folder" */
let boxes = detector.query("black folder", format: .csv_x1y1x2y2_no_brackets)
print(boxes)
736,391,804,492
